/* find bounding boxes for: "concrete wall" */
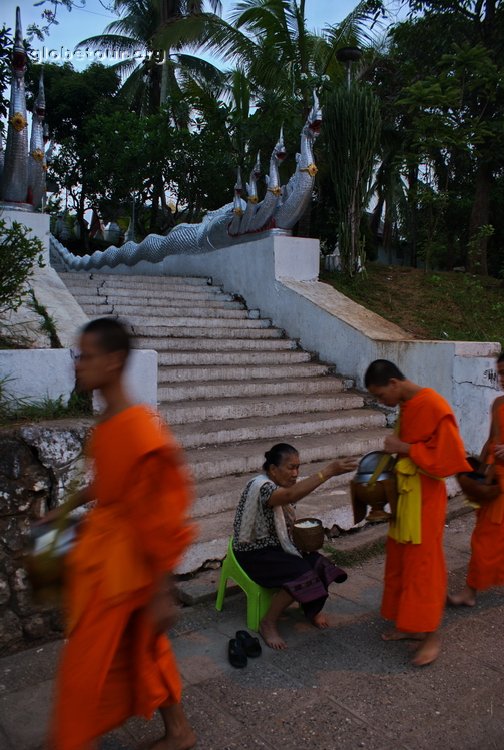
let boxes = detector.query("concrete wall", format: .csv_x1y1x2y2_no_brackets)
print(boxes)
1,209,50,264
94,232,500,454
0,348,158,409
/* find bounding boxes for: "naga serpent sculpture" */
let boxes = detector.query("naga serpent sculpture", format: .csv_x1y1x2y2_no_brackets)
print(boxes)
52,93,322,271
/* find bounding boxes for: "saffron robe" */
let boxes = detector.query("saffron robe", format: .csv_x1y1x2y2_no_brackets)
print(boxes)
50,405,195,750
467,399,504,590
381,389,471,633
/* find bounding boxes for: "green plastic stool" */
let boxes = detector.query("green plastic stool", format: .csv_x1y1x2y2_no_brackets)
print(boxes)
215,537,276,631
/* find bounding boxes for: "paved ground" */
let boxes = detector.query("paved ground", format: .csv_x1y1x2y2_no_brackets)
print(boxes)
1,510,504,750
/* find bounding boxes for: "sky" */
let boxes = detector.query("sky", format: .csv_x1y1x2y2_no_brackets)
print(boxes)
3,0,401,69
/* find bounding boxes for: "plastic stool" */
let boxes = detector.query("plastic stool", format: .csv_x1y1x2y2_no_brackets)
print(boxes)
215,538,276,631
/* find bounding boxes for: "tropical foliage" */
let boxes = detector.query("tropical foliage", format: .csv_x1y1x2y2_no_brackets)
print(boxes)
10,0,504,277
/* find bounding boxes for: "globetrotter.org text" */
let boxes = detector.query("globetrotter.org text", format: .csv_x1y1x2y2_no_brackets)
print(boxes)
29,47,166,64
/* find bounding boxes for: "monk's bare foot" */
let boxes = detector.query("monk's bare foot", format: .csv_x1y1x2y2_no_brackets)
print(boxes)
381,628,426,642
149,735,196,750
149,727,196,750
447,586,476,607
155,704,196,750
411,632,440,667
259,619,287,650
311,612,330,629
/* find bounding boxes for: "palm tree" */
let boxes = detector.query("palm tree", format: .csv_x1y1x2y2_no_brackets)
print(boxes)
76,0,223,115
177,0,386,236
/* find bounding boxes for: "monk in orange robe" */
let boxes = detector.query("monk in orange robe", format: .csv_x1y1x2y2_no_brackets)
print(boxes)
45,318,196,750
365,359,471,667
449,353,504,607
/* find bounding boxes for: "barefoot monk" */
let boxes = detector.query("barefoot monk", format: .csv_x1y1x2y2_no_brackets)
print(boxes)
364,359,471,667
46,318,196,750
449,352,504,608
232,443,356,650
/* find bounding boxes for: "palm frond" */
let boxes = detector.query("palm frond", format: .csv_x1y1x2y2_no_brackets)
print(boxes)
76,34,143,54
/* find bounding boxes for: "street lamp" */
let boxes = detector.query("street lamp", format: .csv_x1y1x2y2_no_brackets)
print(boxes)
336,47,363,90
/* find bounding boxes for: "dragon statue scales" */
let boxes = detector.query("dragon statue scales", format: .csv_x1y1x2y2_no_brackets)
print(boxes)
52,94,322,271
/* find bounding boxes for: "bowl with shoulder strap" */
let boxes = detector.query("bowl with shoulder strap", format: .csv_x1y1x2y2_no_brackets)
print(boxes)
350,451,398,523
457,457,500,505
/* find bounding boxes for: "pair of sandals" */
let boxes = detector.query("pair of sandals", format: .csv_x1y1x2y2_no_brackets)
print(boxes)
228,629,262,668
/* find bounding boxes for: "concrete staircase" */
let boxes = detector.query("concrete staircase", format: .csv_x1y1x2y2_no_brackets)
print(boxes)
59,272,388,573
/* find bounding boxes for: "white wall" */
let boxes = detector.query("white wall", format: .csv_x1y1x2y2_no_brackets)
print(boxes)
95,232,500,454
0,348,158,409
1,209,50,264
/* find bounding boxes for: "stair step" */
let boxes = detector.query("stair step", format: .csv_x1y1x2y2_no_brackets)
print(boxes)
76,295,241,310
159,375,347,402
158,362,332,384
125,316,271,329
173,408,385,449
133,326,284,340
80,304,249,320
157,350,312,367
61,273,211,288
163,392,363,425
135,337,296,352
69,286,230,301
184,428,386,482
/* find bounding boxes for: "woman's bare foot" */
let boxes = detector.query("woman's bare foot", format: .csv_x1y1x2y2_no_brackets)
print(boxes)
411,632,440,667
381,628,426,642
447,585,476,607
312,612,330,629
259,619,287,650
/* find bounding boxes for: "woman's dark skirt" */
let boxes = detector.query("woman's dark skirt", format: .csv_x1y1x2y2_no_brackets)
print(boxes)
234,546,347,620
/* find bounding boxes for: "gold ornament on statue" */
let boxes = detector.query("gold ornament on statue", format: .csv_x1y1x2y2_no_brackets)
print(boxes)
10,111,27,131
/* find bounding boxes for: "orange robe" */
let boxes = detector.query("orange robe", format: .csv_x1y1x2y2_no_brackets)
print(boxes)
50,405,195,750
381,389,471,633
467,400,504,590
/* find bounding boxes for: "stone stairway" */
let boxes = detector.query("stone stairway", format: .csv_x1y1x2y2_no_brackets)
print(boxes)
59,271,388,573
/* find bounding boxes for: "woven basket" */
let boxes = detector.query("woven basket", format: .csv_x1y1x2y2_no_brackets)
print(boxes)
292,517,324,552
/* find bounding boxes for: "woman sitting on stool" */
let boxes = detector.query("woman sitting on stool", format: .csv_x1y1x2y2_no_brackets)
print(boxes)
233,443,356,650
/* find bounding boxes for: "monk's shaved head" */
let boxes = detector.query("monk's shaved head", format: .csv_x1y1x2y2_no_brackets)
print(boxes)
364,359,405,388
82,317,131,360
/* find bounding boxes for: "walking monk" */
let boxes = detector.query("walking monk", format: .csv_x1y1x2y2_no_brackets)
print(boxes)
364,360,471,667
449,352,504,607
46,318,196,750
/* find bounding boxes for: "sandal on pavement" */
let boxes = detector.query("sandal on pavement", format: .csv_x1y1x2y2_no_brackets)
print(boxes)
228,638,247,668
236,630,262,658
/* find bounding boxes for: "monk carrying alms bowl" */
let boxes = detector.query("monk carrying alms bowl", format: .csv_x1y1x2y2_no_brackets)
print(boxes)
350,451,398,523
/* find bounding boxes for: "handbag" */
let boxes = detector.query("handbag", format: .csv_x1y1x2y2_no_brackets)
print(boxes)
457,411,502,505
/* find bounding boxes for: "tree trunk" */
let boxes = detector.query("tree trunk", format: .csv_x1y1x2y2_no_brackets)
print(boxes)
370,194,384,246
78,189,89,252
406,164,418,267
468,161,493,275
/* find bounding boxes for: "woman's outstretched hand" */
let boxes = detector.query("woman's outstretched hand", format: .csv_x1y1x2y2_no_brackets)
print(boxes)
324,457,358,477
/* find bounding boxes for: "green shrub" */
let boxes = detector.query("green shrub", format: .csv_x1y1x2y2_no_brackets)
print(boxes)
0,218,44,314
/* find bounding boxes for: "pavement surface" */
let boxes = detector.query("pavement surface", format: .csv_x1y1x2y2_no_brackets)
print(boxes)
1,510,504,750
